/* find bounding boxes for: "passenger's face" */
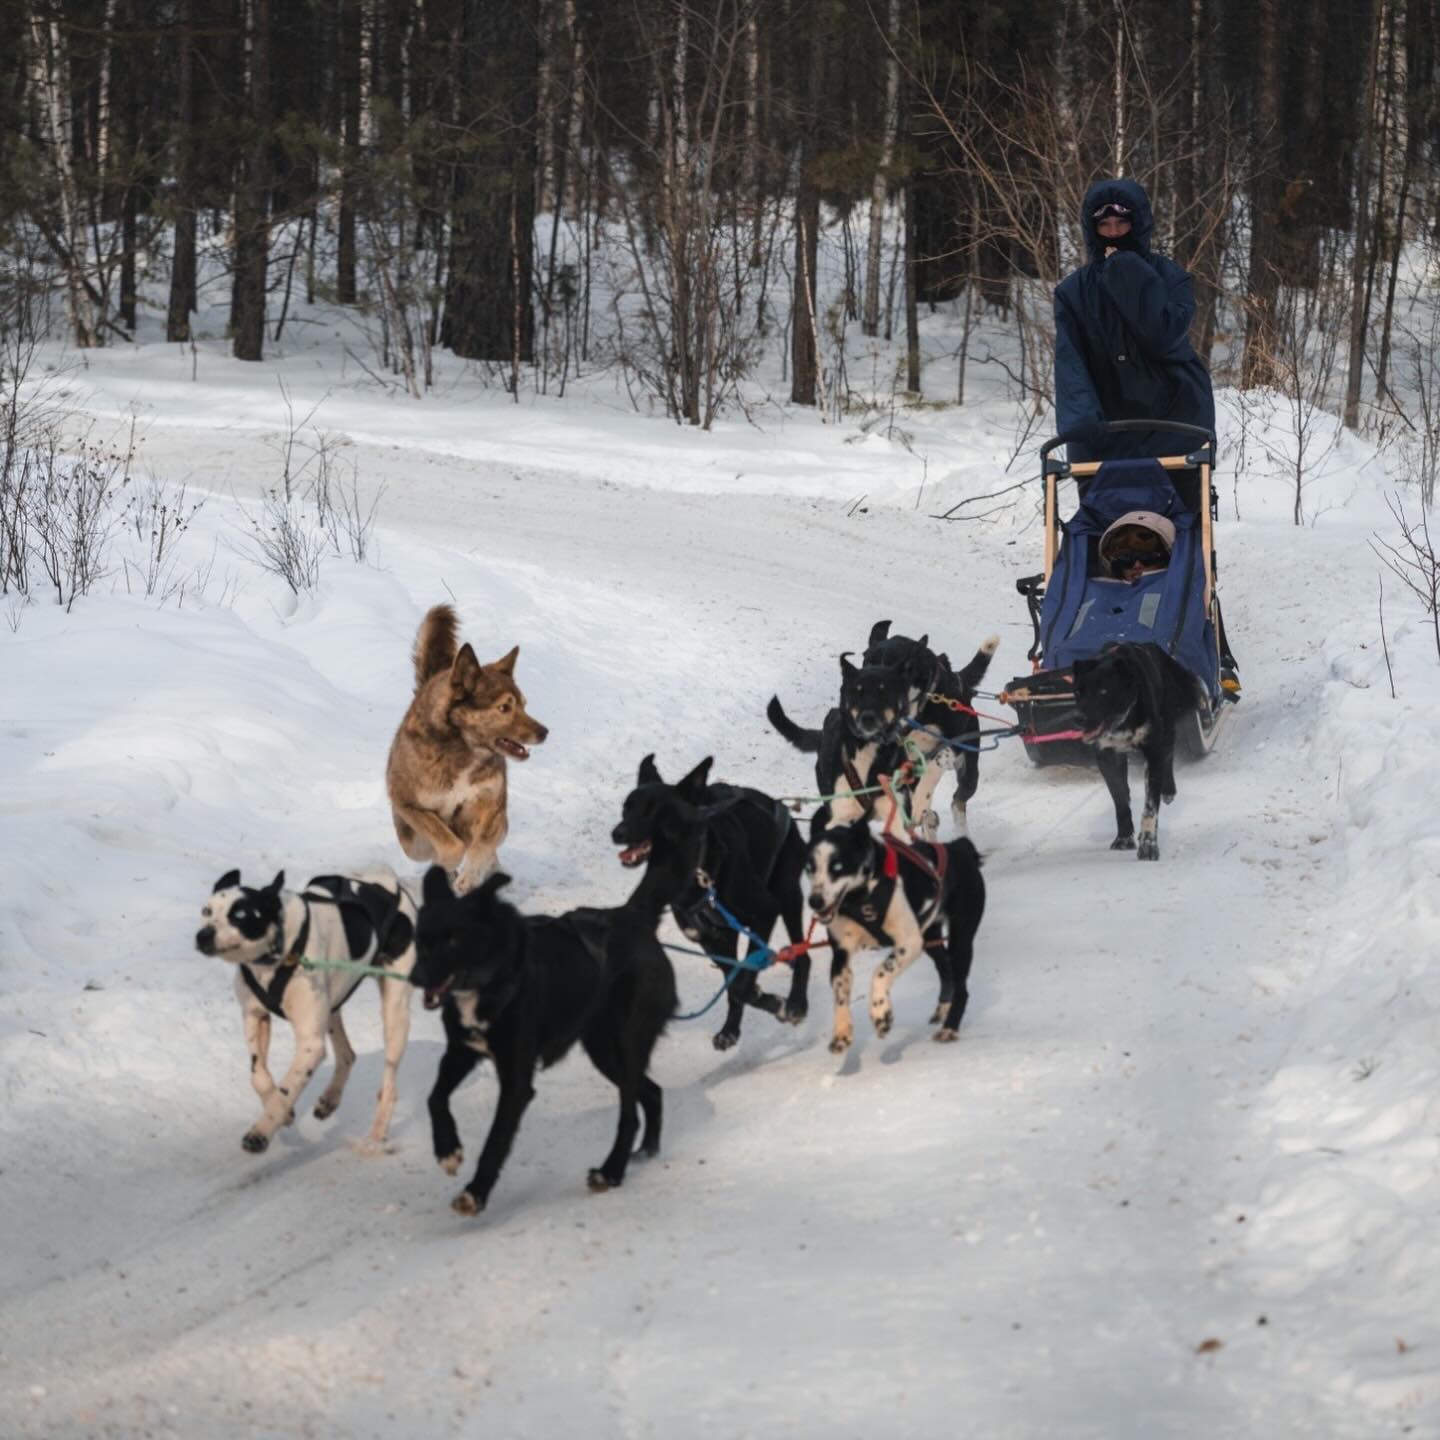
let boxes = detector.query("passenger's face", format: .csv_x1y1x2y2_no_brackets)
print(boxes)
1097,216,1132,242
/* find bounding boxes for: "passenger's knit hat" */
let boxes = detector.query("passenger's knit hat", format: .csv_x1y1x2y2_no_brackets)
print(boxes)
1099,510,1176,560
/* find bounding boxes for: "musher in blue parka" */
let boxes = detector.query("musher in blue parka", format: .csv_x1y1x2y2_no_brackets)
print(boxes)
1053,177,1215,463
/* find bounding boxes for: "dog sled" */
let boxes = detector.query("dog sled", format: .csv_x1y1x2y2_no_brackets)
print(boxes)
1003,419,1237,766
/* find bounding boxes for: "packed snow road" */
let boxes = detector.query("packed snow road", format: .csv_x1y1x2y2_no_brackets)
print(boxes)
1,414,1431,1439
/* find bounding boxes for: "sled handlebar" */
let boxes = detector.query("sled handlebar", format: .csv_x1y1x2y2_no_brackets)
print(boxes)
1041,420,1217,478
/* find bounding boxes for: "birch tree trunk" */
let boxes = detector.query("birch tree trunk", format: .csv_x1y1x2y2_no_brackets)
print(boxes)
1240,0,1281,389
672,6,689,189
904,177,920,393
862,0,899,337
29,14,100,346
790,4,825,406
167,0,197,342
744,12,760,266
563,0,584,217
1112,0,1126,176
1342,1,1384,428
1377,0,1417,402
336,0,362,306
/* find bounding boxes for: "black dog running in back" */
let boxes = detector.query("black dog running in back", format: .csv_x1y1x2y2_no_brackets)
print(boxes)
1071,641,1199,861
613,754,808,1049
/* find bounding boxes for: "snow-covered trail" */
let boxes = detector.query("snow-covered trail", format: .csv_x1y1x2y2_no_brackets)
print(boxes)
0,423,1424,1439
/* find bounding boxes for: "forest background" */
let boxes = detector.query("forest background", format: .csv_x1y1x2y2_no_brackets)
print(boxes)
2,0,1435,465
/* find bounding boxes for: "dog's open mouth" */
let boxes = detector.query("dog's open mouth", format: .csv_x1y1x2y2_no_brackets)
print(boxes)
422,977,454,1010
810,899,839,924
617,841,651,868
495,738,530,760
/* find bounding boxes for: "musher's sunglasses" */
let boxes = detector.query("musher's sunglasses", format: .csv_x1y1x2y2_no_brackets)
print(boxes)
1092,202,1133,221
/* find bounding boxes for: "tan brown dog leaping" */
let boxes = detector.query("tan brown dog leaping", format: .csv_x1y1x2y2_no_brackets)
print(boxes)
386,604,549,892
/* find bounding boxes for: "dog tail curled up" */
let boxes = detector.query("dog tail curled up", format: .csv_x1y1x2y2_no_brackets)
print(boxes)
766,696,822,754
413,604,460,690
958,634,1001,691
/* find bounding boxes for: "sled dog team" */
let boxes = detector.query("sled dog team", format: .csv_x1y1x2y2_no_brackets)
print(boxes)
198,602,1187,1217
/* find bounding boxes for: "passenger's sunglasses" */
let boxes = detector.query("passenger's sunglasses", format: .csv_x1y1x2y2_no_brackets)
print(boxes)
1104,527,1168,568
1092,202,1133,221
1112,549,1168,572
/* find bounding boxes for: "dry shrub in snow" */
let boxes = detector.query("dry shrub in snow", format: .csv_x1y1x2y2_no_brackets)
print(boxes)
1,434,128,611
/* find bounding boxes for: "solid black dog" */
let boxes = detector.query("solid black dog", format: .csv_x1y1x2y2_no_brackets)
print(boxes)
1072,641,1199,861
768,626,999,843
613,754,808,1050
766,653,909,837
805,817,986,1053
411,867,677,1216
864,620,999,838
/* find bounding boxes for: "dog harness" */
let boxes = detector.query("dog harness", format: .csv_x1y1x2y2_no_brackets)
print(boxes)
882,833,949,888
840,756,878,817
240,905,311,1017
695,789,795,881
303,876,414,962
837,872,899,947
239,881,413,1018
835,839,949,948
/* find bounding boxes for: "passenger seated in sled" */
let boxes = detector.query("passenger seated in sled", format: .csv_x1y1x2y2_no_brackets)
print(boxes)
1097,512,1173,583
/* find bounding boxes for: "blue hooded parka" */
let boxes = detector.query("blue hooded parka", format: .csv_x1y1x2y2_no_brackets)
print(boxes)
1053,178,1215,462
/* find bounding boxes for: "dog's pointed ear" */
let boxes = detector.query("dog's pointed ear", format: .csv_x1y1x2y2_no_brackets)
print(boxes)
422,865,454,906
868,619,891,647
917,633,929,650
638,752,662,786
213,869,240,893
677,756,713,797
478,871,511,900
839,651,857,677
266,870,285,894
490,645,519,676
451,643,482,691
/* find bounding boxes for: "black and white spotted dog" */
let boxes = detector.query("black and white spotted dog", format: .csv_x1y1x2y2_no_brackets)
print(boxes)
195,867,418,1153
805,818,985,1053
